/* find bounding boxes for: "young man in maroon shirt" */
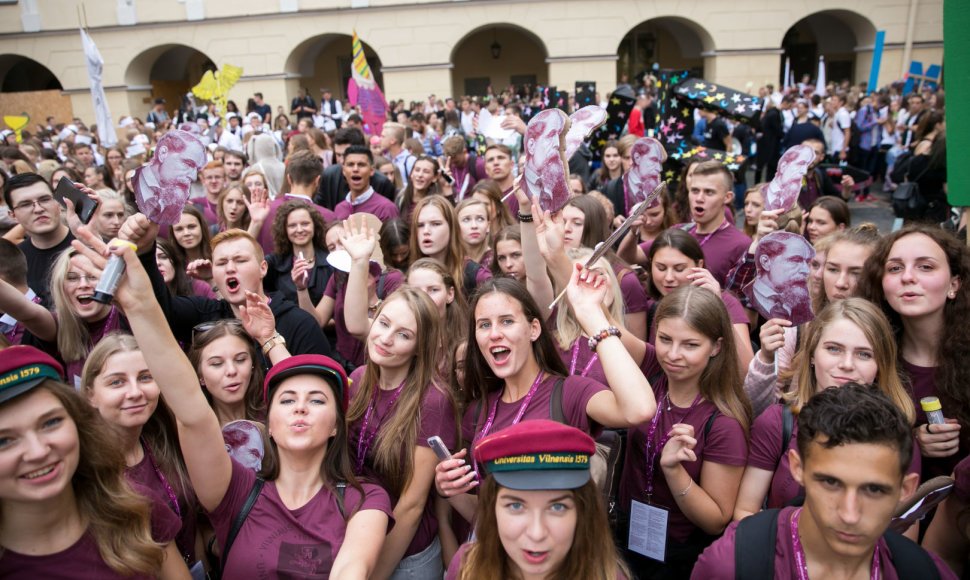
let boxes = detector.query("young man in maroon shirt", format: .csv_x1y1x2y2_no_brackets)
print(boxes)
692,385,955,579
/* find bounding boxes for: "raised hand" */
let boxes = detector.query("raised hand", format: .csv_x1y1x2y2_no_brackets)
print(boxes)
291,256,311,290
239,290,277,344
186,258,213,282
118,213,160,255
339,216,376,263
245,185,271,227
686,267,721,295
757,318,792,363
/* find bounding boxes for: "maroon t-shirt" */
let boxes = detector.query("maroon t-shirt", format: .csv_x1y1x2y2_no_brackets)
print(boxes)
691,506,958,580
902,359,968,479
616,265,650,315
334,194,400,223
347,368,458,557
619,381,748,543
0,482,180,579
748,404,922,509
641,224,751,286
255,197,337,256
324,269,404,367
208,458,393,578
461,374,608,447
555,338,608,386
127,449,199,564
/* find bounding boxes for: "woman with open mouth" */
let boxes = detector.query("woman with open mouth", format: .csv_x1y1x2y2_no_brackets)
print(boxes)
0,247,125,384
74,234,393,579
860,225,970,482
435,267,657,537
735,298,920,527
0,346,189,578
80,333,200,570
396,155,451,224
445,421,629,580
408,196,492,299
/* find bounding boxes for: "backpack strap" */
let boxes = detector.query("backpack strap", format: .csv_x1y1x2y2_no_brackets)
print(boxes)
882,528,942,580
377,270,389,300
549,377,566,424
734,508,779,580
335,481,348,519
463,260,482,296
704,409,719,439
222,477,265,570
781,405,794,462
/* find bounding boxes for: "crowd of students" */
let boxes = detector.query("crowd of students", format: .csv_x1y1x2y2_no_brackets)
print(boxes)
0,80,965,580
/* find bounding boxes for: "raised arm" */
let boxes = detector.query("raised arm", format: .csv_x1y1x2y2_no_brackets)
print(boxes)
517,196,554,309
70,227,232,512
0,278,56,342
339,217,377,340
566,263,656,427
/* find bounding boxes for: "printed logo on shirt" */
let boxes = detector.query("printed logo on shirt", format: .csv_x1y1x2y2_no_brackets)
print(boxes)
277,541,333,577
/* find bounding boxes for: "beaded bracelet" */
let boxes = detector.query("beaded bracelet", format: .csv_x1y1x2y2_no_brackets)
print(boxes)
517,212,534,223
587,326,621,352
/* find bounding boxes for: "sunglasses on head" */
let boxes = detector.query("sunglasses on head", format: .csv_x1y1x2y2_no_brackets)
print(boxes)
191,319,244,342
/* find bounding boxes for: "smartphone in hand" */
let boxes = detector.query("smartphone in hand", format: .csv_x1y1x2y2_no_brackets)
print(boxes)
427,436,453,462
54,176,99,224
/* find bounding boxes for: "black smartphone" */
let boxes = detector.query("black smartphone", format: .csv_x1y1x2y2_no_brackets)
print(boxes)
54,176,99,224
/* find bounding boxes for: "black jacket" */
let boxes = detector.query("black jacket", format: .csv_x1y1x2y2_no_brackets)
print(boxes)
314,164,396,211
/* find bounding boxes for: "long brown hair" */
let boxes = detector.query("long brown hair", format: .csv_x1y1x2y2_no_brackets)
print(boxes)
456,476,627,580
464,279,568,403
345,288,459,496
187,321,267,423
216,181,252,231
781,298,914,424
860,224,970,430
408,196,465,291
407,258,468,362
396,156,443,215
654,286,752,434
0,380,165,575
168,205,213,263
470,180,514,233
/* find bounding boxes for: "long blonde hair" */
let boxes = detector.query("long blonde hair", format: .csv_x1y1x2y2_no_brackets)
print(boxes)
50,248,100,363
555,248,625,350
781,298,914,424
345,288,459,496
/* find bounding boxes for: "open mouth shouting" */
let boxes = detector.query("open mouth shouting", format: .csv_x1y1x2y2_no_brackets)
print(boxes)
225,276,241,293
489,345,512,365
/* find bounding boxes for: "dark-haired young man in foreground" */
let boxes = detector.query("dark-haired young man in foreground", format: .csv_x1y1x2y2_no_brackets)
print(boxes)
692,384,956,579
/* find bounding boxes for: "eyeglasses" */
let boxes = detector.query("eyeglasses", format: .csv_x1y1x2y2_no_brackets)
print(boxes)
13,195,56,212
65,273,99,284
192,319,244,342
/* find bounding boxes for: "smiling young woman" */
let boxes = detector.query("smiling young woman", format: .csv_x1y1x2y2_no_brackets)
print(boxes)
0,347,188,578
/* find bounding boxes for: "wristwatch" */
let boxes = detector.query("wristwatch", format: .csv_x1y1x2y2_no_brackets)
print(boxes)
261,331,286,356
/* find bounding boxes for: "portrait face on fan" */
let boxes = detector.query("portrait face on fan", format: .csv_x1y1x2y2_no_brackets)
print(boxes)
523,109,571,213
624,137,667,208
745,231,816,325
133,129,206,225
762,144,815,212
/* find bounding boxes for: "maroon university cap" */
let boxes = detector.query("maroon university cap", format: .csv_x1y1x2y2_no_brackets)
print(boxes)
474,420,595,490
263,354,349,410
0,346,65,404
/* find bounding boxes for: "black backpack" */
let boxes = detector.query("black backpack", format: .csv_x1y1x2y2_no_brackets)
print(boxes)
733,508,941,580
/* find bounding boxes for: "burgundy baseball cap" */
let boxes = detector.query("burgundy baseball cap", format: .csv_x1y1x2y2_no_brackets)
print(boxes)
263,354,349,410
474,420,595,490
0,346,65,404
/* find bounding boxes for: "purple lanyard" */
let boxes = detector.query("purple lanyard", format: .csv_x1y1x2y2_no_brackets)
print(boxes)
691,220,729,248
569,341,599,378
473,371,544,475
140,437,181,521
643,390,702,502
355,380,405,472
790,507,880,580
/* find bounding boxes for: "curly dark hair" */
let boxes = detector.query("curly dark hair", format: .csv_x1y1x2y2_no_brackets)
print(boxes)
859,224,970,431
270,199,328,256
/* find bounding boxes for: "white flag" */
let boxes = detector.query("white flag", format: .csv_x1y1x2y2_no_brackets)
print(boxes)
80,29,118,148
815,56,826,97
